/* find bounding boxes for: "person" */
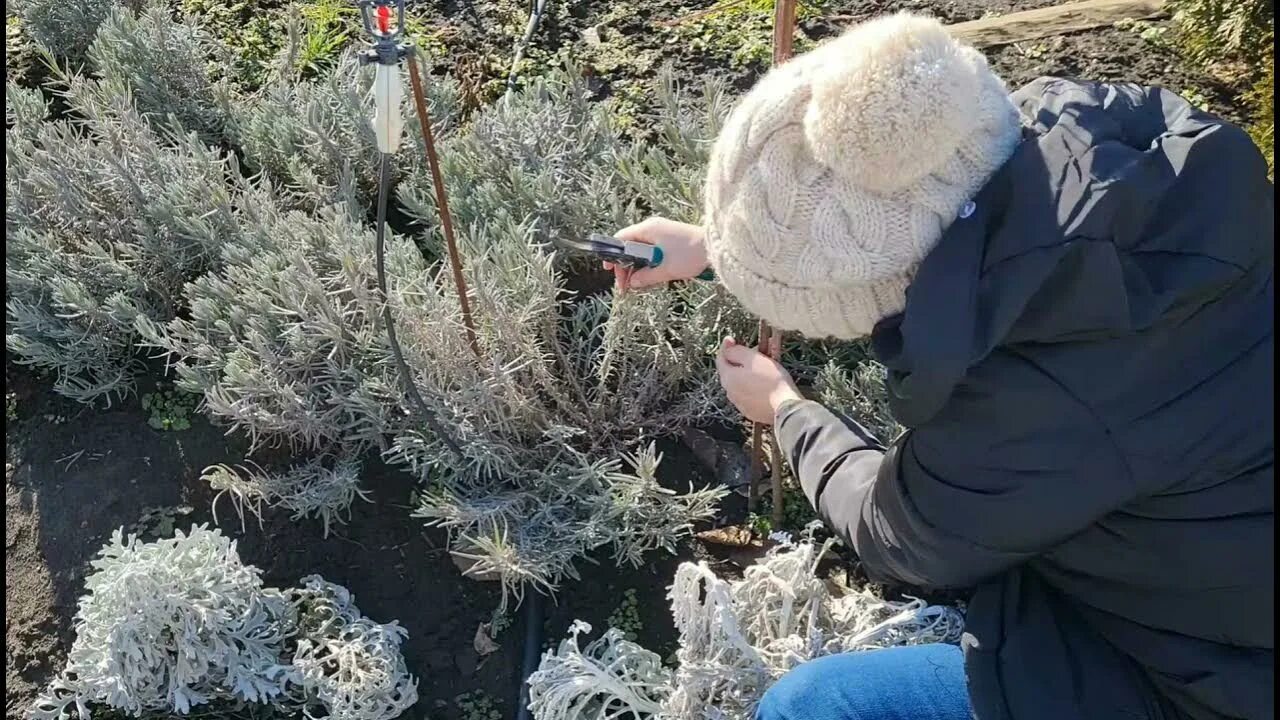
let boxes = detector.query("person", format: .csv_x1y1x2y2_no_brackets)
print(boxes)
605,12,1274,720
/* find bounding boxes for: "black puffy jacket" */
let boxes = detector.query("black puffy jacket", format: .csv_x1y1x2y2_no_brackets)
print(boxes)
775,78,1274,720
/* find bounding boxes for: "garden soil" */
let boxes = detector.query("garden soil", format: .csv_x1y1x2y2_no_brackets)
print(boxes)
3,1,1256,718
6,366,697,720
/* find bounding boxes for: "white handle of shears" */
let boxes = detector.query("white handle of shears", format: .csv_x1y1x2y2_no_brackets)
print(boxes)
373,62,403,154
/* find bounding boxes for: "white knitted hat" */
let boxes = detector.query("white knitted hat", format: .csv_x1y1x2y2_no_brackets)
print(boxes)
703,12,1022,339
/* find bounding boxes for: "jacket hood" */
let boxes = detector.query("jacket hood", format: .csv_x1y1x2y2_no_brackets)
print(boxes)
871,78,1274,427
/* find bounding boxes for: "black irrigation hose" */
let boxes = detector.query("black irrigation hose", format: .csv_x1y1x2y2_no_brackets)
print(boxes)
374,152,465,461
516,589,547,720
374,152,547,719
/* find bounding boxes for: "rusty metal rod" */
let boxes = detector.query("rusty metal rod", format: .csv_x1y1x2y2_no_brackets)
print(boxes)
747,317,771,515
749,0,799,529
766,327,785,529
406,52,481,358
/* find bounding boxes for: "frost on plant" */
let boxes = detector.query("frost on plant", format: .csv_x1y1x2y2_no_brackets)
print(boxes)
529,541,966,720
287,576,418,720
29,527,418,720
28,526,295,719
5,78,240,403
527,620,672,720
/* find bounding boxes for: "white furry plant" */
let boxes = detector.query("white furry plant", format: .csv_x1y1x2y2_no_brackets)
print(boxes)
29,526,417,720
287,576,418,720
5,81,241,403
528,539,966,720
28,526,295,719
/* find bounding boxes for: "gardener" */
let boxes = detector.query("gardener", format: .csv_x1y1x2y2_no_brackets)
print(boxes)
607,12,1274,720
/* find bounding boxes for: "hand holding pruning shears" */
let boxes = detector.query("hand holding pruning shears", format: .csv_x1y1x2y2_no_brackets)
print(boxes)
604,217,715,292
551,217,715,294
557,216,799,424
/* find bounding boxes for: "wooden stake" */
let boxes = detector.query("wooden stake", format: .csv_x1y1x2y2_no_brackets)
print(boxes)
747,319,771,515
406,54,481,358
772,0,798,65
751,0,799,529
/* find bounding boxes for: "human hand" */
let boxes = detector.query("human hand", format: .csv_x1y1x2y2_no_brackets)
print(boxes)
605,217,710,291
715,337,802,425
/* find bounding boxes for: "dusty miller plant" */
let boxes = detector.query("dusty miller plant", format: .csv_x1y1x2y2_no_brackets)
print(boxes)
286,576,418,720
528,539,966,720
29,526,418,720
6,80,240,403
28,526,296,719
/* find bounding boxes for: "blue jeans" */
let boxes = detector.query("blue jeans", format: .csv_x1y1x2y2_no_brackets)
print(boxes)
756,644,974,720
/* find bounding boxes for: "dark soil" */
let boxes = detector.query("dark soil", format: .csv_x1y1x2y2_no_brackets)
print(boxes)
5,364,714,720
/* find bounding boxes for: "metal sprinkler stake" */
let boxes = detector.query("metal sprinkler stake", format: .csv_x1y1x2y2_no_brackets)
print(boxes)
357,0,479,358
355,0,470,460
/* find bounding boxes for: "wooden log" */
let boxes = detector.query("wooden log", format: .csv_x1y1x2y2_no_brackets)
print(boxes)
947,0,1168,48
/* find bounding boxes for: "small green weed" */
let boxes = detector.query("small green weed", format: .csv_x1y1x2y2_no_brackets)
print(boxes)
128,505,195,540
607,587,644,641
455,691,502,720
141,387,197,432
750,481,818,535
1114,17,1175,49
295,0,356,77
488,607,513,637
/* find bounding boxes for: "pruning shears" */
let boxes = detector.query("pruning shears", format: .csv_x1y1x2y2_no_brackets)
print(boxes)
553,233,716,292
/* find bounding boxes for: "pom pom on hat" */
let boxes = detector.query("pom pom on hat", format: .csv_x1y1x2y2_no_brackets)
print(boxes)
702,12,1023,340
803,12,996,193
